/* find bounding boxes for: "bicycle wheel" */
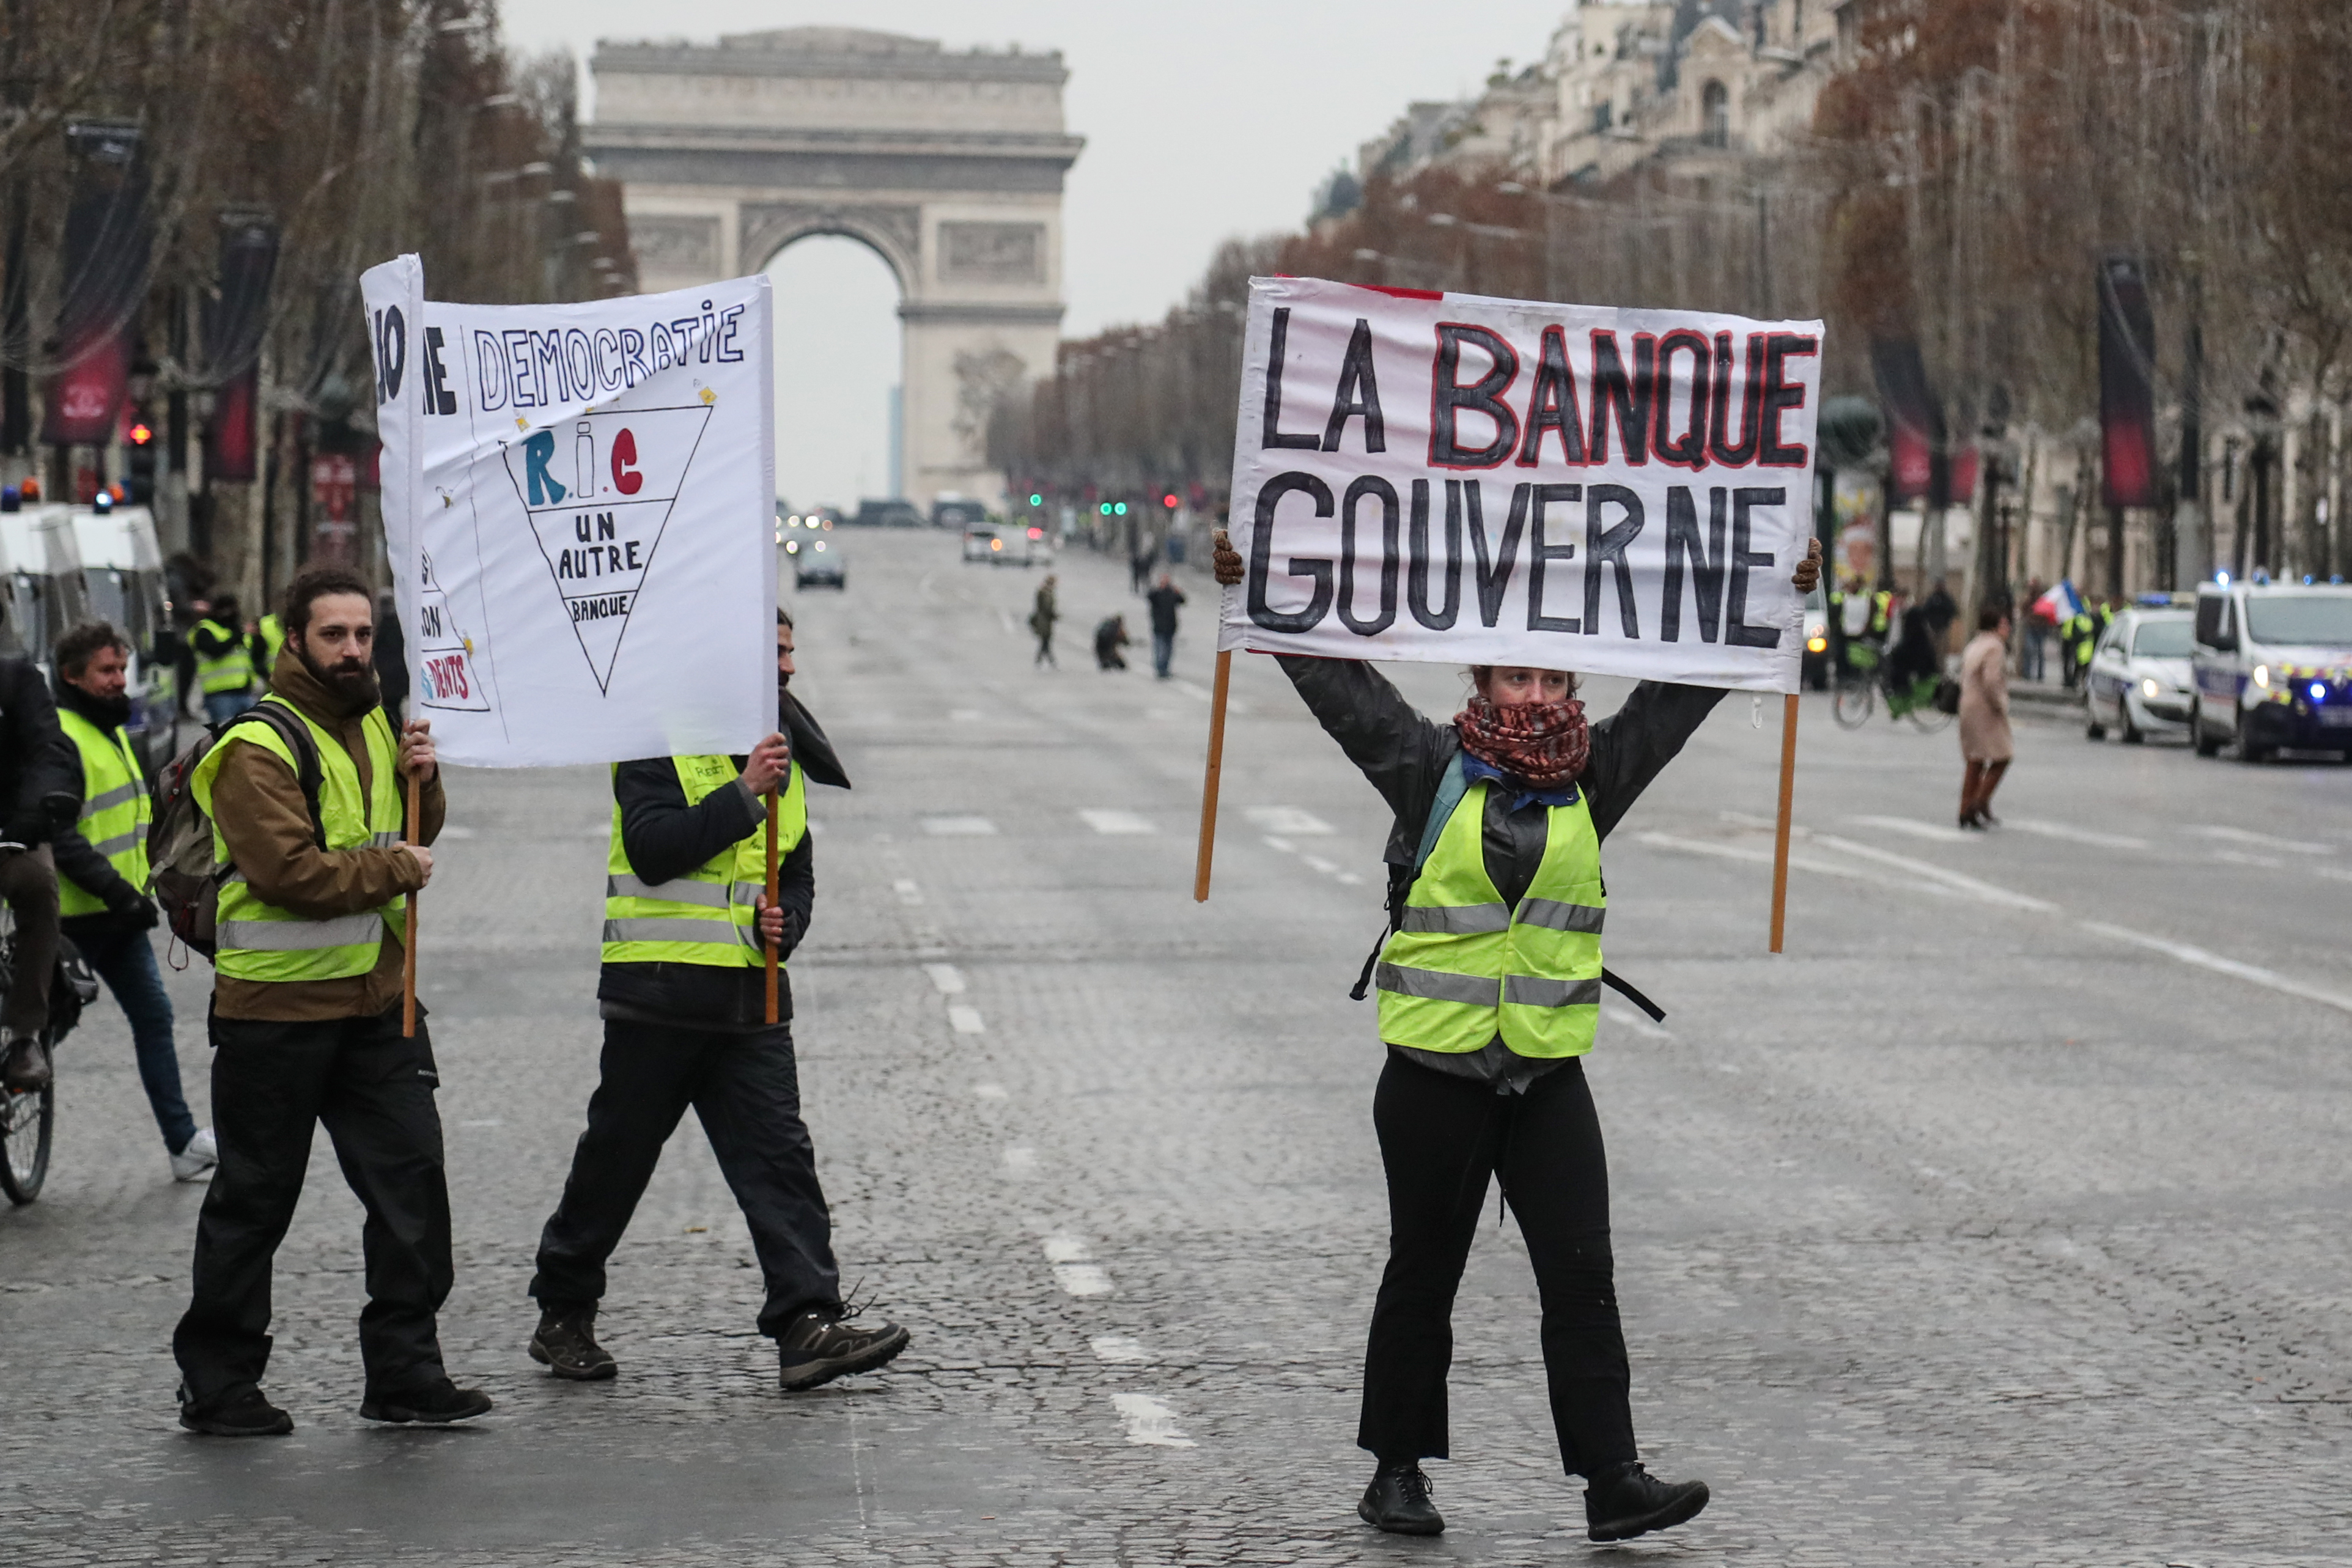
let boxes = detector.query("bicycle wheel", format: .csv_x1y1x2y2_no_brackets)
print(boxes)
1832,672,1876,729
1,1081,52,1205
1908,701,1955,734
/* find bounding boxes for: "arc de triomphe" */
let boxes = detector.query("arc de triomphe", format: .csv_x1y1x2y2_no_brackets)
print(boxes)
586,28,1081,512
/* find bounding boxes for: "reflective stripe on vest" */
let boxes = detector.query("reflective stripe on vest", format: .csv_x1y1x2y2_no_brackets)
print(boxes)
1374,780,1605,1059
600,754,808,969
57,708,152,917
190,698,405,982
195,619,252,694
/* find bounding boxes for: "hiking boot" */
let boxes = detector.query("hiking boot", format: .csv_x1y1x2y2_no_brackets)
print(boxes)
1357,1459,1444,1535
178,1383,293,1437
170,1127,218,1183
775,1306,909,1391
1583,1461,1709,1542
359,1375,494,1426
529,1307,617,1381
2,1036,51,1092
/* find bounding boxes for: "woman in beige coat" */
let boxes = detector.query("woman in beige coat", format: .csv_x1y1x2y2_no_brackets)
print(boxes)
1958,607,2014,828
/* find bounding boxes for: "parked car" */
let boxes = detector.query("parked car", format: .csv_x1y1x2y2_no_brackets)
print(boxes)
2190,578,2352,760
961,524,1001,564
786,531,845,589
932,495,987,531
852,498,924,528
2084,604,2195,743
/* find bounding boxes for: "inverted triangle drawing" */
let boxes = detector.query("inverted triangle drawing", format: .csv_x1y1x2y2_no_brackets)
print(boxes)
501,402,715,693
413,548,490,711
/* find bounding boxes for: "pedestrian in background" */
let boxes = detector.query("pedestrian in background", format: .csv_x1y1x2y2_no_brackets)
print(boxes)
2019,579,2048,681
529,609,909,1393
1145,572,1186,680
172,568,479,1437
373,590,409,722
1958,606,2014,830
0,630,79,1091
190,596,257,724
1030,575,1060,668
48,621,215,1180
1094,613,1130,671
1213,531,1825,1547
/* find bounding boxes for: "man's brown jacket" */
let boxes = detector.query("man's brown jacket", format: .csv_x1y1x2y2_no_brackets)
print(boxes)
209,645,444,1022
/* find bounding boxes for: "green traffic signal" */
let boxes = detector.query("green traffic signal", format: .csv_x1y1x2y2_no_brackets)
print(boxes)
1030,493,1043,506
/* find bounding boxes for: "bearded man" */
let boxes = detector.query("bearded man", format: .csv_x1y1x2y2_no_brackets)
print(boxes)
172,568,490,1437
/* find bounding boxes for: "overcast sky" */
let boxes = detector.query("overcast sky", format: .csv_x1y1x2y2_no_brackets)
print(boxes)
501,0,1572,507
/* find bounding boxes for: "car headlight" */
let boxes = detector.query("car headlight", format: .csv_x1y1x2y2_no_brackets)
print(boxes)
813,541,825,552
2141,677,2159,699
2252,663,2269,689
784,540,798,554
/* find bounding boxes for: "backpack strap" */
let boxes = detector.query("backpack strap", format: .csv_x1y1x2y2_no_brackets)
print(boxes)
222,704,328,851
1349,751,1473,1001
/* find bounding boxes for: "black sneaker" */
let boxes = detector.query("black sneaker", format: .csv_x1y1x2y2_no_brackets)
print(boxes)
775,1306,910,1391
359,1376,495,1426
178,1383,293,1437
1583,1461,1709,1542
529,1307,617,1381
2,1037,51,1092
1357,1459,1444,1535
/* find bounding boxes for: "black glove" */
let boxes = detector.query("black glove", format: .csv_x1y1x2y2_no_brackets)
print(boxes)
108,890,161,933
775,909,806,960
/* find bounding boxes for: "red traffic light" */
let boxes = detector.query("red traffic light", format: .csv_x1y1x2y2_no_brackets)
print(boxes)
127,421,153,446
1162,493,1179,509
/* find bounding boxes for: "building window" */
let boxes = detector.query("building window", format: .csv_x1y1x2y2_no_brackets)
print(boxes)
1701,80,1730,147
1593,100,1614,135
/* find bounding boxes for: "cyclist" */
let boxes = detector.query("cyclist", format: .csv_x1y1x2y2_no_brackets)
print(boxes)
0,624,81,1090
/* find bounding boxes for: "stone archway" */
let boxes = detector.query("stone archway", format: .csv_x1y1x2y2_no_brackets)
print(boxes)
586,27,1082,513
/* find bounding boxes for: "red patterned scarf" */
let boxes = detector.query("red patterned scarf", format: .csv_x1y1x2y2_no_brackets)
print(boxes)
1454,694,1591,789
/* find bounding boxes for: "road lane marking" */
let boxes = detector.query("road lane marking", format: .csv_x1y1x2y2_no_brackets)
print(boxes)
948,1005,986,1034
1043,1233,1091,1262
2079,922,2352,1016
1245,806,1334,835
1851,814,1973,843
2208,849,2285,870
2192,825,2334,855
1003,1145,1038,1173
1812,834,2060,911
1261,835,1296,853
973,1083,1009,1101
951,708,985,722
892,878,923,905
1637,831,1897,886
1091,1336,1153,1364
1078,809,1156,835
1056,1264,1113,1295
2006,818,2151,851
922,963,966,994
923,815,997,836
438,825,478,839
1300,854,1339,874
1111,1393,1196,1448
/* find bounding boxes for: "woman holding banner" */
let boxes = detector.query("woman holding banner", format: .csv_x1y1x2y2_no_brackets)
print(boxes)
1214,533,1820,1545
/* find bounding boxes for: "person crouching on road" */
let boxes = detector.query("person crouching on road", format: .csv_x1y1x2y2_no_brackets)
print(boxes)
528,607,909,1392
1212,530,1822,1547
172,568,484,1437
49,621,216,1180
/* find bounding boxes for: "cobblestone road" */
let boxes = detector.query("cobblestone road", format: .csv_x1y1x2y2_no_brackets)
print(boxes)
4,531,2349,1566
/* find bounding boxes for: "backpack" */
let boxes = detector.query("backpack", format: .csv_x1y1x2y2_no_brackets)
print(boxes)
147,704,326,963
1346,750,1665,1025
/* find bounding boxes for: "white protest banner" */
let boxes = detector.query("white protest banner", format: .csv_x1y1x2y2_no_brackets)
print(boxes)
361,256,776,767
1217,275,1823,694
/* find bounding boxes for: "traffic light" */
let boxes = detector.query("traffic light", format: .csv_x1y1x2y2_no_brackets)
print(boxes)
1113,501,1127,516
1099,502,1111,515
1162,493,1179,510
123,406,157,504
1029,493,1044,507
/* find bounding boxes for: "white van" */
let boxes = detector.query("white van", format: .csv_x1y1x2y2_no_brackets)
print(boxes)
0,504,92,672
70,503,179,766
2190,579,2352,760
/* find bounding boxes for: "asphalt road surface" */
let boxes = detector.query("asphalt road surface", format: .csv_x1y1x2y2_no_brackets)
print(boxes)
5,530,2348,1567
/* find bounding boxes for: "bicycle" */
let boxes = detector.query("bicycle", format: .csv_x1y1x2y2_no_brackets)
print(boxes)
0,847,96,1206
1832,644,1955,734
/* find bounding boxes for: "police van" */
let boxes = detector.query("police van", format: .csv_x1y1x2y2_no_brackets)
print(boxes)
0,502,92,673
69,502,179,769
2190,578,2352,761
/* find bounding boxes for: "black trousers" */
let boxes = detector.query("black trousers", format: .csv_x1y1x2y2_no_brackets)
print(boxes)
530,1017,840,1335
173,1004,452,1404
1358,1053,1639,1478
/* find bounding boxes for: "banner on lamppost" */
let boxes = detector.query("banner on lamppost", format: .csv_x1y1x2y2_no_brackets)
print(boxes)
2099,254,2159,509
361,255,776,767
1216,275,1822,694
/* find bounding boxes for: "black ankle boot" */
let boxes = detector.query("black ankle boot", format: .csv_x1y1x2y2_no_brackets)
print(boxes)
1583,1460,1709,1542
1357,1458,1444,1535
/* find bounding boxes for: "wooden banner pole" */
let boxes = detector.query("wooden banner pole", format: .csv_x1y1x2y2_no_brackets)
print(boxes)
1192,649,1234,903
1769,691,1800,954
764,788,781,1024
402,772,421,1037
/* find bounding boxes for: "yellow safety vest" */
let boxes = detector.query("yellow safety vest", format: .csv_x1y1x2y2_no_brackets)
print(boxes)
57,709,151,918
602,755,807,967
255,614,287,682
191,697,406,982
195,618,253,694
1375,781,1605,1058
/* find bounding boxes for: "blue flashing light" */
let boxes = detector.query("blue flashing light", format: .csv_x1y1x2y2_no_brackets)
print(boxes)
2216,570,2231,586
2312,682,2328,703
